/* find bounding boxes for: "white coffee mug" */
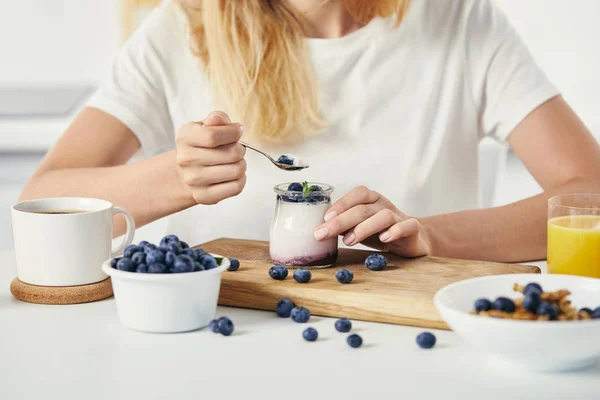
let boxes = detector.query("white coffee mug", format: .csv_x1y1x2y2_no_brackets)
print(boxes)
12,197,135,286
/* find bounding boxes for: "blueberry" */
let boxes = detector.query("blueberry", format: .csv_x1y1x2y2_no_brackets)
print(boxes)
524,282,543,295
138,240,150,248
492,297,516,313
110,257,122,269
131,251,146,265
269,265,288,280
228,258,240,271
116,258,136,272
365,254,387,271
136,263,149,273
209,319,219,333
182,248,198,261
302,327,318,342
217,317,234,336
416,332,436,349
347,334,363,348
180,241,189,249
275,299,295,318
580,307,593,315
165,251,177,268
194,262,204,272
160,234,180,248
308,185,322,192
592,307,600,319
172,255,195,273
148,263,168,274
144,244,158,254
277,155,293,165
146,250,166,266
124,245,143,258
522,291,541,313
167,242,183,255
195,248,206,258
335,269,354,284
290,307,311,323
293,269,311,283
474,298,492,312
536,302,559,320
158,246,170,253
335,318,352,333
287,182,303,192
199,254,218,270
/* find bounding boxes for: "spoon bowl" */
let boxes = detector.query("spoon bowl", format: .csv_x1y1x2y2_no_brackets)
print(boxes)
239,141,309,171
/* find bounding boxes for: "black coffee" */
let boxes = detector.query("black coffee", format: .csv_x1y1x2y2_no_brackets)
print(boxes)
33,210,89,215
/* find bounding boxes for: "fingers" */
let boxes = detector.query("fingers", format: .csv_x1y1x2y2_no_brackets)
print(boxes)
324,186,379,222
177,142,246,167
378,218,421,243
340,209,402,246
178,122,244,148
181,159,247,186
189,175,247,205
314,204,379,241
202,111,231,126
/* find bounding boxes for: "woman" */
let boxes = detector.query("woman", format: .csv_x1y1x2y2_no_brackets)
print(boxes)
19,0,600,262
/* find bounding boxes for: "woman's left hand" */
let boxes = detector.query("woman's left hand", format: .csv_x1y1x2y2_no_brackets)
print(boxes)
313,186,432,258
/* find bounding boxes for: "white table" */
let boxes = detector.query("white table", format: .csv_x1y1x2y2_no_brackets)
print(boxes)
1,251,598,400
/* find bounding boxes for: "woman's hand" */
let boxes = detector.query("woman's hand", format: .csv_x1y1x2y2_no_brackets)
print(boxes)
313,186,432,257
176,111,247,205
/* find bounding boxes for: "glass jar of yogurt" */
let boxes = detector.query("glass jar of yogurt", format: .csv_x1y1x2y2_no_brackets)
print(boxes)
269,182,338,268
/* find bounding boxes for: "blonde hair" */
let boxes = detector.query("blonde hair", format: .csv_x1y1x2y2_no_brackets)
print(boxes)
180,0,411,142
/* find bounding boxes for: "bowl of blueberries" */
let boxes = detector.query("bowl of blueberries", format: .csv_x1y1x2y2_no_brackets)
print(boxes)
434,273,600,372
102,235,230,333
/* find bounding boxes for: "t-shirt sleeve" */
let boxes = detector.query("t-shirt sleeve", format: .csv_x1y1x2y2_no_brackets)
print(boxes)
86,2,174,156
464,0,560,142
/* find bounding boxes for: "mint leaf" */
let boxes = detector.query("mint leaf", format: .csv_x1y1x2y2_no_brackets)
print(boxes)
214,256,224,265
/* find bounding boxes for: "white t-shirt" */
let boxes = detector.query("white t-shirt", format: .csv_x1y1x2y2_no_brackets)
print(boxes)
87,0,558,246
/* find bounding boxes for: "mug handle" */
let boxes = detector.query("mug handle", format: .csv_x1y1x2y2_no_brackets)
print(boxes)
111,206,136,258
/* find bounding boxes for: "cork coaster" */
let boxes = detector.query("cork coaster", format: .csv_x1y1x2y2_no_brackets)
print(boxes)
10,277,113,305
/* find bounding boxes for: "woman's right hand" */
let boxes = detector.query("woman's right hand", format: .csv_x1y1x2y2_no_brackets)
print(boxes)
176,111,247,205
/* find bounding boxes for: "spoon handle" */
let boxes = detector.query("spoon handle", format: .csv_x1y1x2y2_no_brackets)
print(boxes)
238,140,277,164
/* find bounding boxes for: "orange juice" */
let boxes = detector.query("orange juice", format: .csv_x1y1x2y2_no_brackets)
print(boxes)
547,215,600,278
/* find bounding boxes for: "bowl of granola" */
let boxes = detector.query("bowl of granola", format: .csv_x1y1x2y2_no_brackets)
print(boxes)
434,274,600,372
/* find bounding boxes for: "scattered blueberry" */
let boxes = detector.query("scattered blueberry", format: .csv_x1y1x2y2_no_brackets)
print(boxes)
183,248,198,261
365,254,387,271
110,257,122,269
524,282,543,295
293,269,311,283
165,251,177,268
228,258,240,271
116,258,136,272
217,317,234,336
275,299,295,318
416,332,436,349
335,269,354,284
269,265,288,280
209,319,219,333
522,291,541,313
347,334,363,348
277,155,293,165
287,182,303,192
593,307,600,319
180,241,189,249
131,251,146,265
138,240,150,248
172,255,195,273
194,262,204,272
536,302,559,320
148,263,168,274
146,250,166,266
167,242,183,255
474,298,492,312
144,244,158,254
492,297,516,313
291,307,311,323
580,307,593,315
124,245,143,258
160,234,180,248
199,254,218,270
302,327,318,342
335,318,352,333
136,264,149,273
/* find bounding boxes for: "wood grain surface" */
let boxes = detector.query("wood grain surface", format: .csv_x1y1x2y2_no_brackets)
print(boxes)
199,238,541,330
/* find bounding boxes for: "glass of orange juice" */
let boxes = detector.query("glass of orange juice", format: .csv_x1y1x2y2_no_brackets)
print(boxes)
547,193,600,278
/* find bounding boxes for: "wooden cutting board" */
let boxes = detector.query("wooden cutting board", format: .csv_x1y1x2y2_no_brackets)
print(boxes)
199,238,540,330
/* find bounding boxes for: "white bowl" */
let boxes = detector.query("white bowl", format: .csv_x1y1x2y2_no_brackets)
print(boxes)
434,273,600,372
102,255,230,333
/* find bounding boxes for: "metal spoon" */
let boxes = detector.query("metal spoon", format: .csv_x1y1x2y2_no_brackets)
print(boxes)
239,141,309,171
